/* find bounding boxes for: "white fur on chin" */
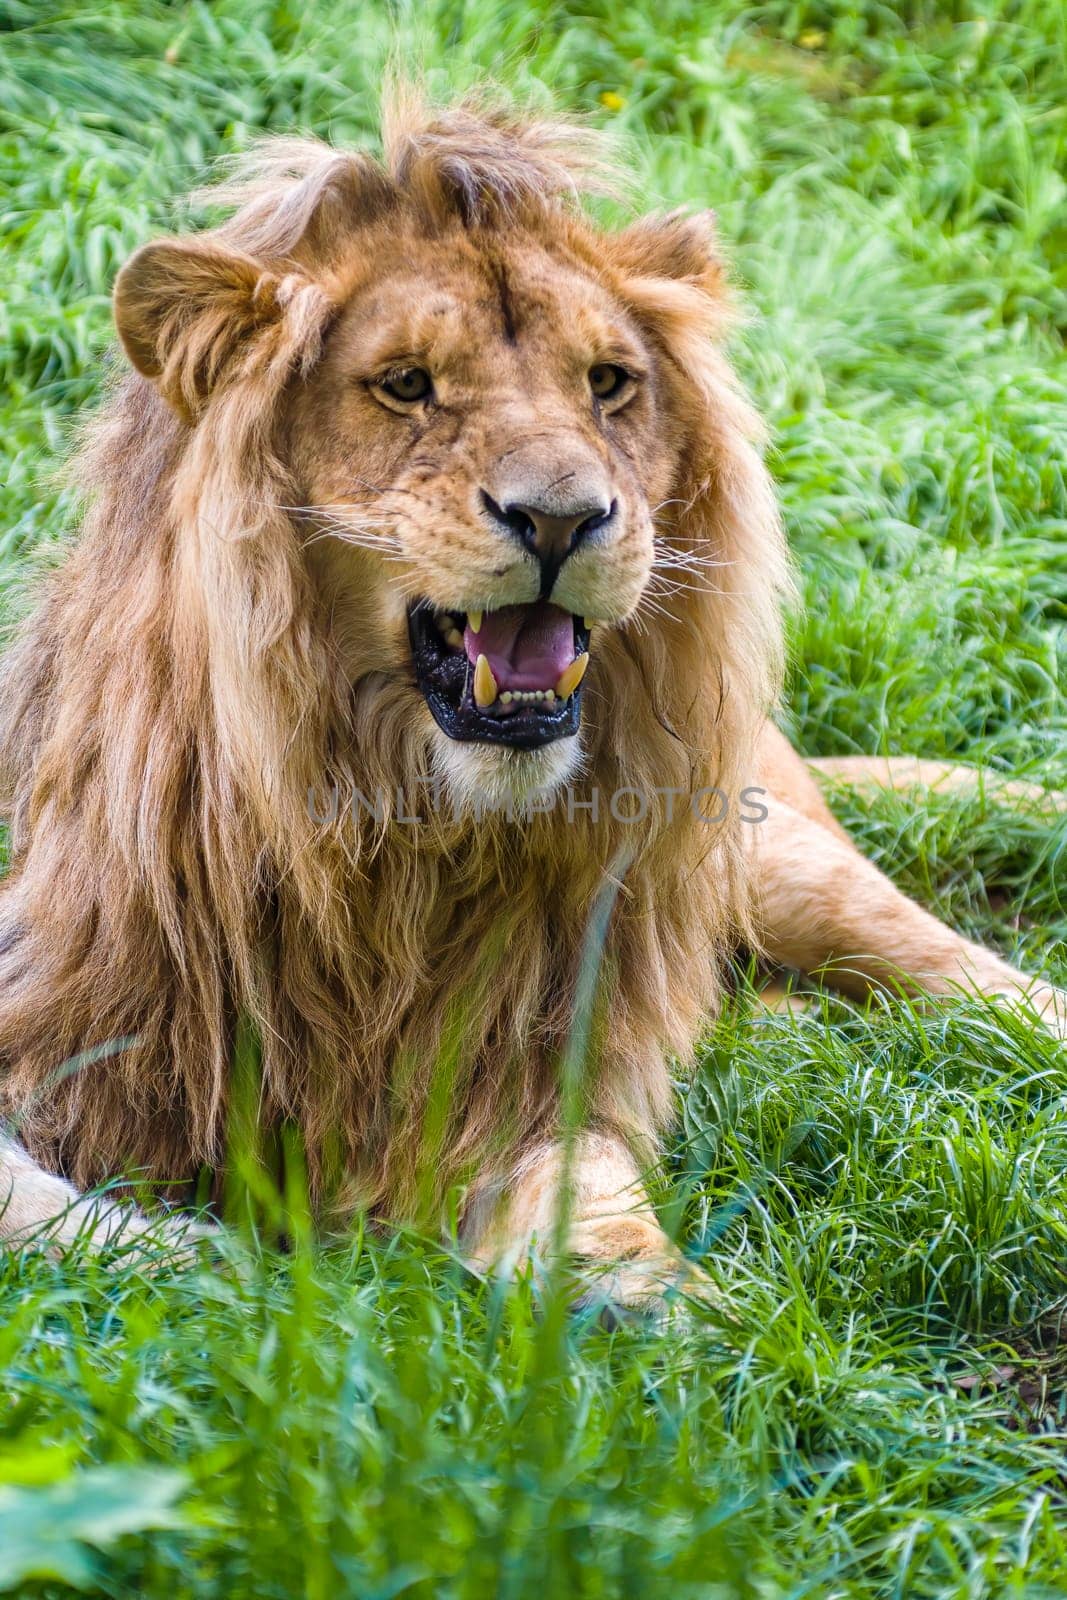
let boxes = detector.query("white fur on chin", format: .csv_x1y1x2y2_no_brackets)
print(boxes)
431,729,585,816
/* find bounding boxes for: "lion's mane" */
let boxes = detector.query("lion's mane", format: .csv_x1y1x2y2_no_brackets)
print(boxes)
0,93,789,1220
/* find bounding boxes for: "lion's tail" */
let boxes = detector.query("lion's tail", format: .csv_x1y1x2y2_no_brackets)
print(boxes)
807,755,1067,817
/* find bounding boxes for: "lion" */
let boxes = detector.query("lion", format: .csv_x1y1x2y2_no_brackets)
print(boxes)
0,92,1063,1310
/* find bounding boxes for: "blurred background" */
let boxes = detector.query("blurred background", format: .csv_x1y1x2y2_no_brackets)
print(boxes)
2,6,1067,1595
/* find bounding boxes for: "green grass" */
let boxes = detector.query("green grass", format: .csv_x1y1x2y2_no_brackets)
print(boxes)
2,1,1067,1594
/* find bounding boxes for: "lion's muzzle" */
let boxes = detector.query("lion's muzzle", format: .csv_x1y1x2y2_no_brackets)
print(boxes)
479,489,616,602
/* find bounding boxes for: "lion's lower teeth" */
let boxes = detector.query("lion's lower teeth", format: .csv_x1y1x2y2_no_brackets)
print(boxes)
496,690,556,708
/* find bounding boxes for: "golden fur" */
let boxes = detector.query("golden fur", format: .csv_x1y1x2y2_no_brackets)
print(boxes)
0,92,1062,1302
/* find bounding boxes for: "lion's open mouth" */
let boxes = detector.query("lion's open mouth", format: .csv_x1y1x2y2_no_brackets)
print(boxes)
408,601,591,748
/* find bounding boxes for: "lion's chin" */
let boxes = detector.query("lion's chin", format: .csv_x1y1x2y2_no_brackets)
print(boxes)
430,730,585,816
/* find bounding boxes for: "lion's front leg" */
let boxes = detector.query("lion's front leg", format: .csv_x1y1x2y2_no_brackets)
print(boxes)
462,1130,707,1317
0,1134,214,1259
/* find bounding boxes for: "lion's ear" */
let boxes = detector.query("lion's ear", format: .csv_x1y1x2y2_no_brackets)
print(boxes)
608,209,733,347
114,237,281,417
607,209,725,293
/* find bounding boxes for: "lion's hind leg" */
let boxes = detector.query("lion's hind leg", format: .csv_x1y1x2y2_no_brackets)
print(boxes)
807,754,1067,818
750,797,1067,1039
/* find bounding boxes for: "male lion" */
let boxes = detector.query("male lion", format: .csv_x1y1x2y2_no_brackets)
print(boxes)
1,95,1063,1309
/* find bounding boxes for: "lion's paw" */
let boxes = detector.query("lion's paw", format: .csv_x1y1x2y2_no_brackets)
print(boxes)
564,1215,720,1327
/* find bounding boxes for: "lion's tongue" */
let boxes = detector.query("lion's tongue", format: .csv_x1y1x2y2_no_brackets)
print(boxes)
464,602,576,692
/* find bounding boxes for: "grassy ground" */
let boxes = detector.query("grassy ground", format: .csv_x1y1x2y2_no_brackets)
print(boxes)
2,1,1067,1594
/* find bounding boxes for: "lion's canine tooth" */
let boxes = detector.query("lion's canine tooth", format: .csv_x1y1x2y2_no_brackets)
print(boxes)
474,654,498,708
583,617,593,630
444,627,463,649
468,609,483,634
554,653,589,701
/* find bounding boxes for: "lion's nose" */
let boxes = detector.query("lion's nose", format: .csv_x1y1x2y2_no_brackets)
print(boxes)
480,490,616,596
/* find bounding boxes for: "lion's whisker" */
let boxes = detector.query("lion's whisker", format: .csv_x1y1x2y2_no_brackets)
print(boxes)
304,526,405,555
647,574,729,602
285,503,400,526
635,595,677,624
652,540,733,573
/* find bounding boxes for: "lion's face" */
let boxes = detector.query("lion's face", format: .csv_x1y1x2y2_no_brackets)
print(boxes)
287,229,677,801
112,116,769,815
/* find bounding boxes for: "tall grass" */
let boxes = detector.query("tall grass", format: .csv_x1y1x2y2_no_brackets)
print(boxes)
1,1,1066,1595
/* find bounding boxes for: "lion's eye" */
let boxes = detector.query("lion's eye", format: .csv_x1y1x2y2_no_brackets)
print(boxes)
588,363,631,402
378,367,433,403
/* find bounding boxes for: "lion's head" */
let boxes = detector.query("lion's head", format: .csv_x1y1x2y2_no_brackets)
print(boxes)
111,93,787,813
